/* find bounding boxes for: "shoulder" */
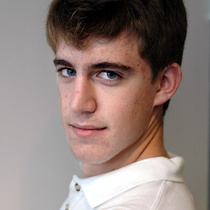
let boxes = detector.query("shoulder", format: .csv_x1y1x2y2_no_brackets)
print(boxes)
96,180,195,210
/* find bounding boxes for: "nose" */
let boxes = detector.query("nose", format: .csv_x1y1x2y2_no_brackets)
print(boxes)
70,77,97,114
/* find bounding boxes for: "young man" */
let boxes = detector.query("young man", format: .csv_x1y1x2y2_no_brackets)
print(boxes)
46,0,195,209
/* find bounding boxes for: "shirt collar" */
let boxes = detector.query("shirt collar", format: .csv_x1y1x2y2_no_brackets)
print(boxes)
73,156,184,208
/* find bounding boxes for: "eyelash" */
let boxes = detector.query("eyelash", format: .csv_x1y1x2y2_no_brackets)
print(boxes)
97,71,122,81
56,68,123,85
57,68,76,77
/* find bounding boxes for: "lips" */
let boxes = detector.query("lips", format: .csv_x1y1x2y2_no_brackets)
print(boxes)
70,124,106,137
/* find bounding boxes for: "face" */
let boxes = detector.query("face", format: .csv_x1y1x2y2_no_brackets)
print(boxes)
54,32,160,165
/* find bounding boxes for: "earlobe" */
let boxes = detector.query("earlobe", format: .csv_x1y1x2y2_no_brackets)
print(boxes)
153,63,182,106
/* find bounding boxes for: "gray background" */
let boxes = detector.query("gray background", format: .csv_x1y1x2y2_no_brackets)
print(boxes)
0,0,209,209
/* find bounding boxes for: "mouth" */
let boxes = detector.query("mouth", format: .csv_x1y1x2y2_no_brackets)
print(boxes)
70,124,107,137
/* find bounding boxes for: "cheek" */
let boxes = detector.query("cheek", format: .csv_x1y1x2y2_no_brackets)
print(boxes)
111,89,154,130
59,88,70,116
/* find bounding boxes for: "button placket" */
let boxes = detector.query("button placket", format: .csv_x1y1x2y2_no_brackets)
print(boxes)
75,183,81,192
65,203,69,210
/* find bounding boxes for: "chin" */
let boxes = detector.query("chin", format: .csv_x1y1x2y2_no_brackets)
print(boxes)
68,138,122,165
72,148,117,165
76,154,112,165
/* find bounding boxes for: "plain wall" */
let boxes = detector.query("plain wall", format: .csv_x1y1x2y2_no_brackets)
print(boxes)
0,0,209,209
164,1,209,209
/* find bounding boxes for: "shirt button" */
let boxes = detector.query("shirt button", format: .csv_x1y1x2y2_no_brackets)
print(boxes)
75,183,81,192
65,203,69,210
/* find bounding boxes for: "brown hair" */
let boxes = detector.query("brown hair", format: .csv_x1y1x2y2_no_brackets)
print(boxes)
46,0,187,114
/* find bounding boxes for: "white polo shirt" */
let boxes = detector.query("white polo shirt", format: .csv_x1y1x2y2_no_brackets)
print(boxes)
60,156,195,210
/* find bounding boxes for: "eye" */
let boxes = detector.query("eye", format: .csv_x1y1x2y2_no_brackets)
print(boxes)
58,68,76,77
98,71,121,80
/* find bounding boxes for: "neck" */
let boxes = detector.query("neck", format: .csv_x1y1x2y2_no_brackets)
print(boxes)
81,107,168,178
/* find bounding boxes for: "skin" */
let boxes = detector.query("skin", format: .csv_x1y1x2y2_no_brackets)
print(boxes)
54,31,182,178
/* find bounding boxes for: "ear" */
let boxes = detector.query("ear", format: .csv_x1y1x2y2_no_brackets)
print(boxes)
153,63,182,106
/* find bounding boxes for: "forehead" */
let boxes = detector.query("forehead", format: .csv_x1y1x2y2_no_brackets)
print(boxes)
55,32,141,62
57,29,140,49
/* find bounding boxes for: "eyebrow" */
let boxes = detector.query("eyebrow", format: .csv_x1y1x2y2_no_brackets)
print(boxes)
53,59,132,72
53,59,72,67
92,62,132,71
